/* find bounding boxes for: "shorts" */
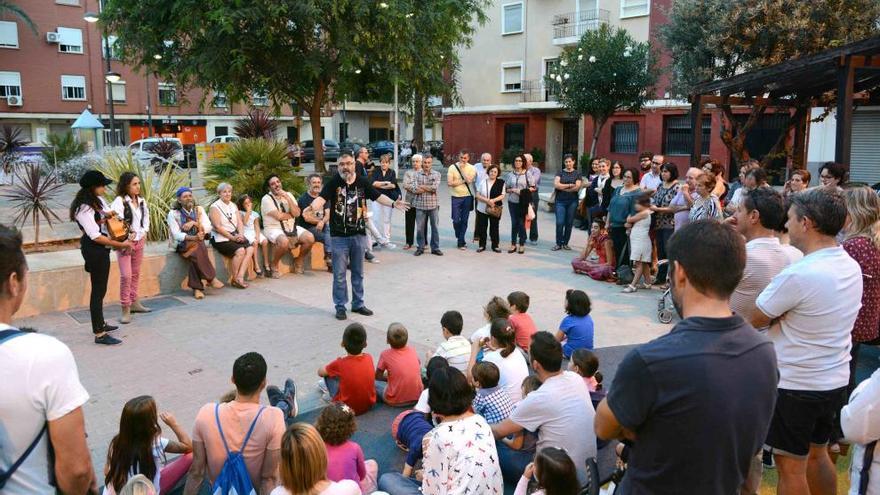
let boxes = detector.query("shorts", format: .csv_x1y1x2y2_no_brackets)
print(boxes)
764,386,847,458
264,226,307,244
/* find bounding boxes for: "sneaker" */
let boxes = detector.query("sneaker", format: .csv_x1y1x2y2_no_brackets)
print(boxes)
622,285,638,293
368,256,381,264
431,249,444,256
335,308,347,320
283,378,298,418
529,240,539,245
94,334,122,345
352,306,374,316
365,252,375,261
551,245,562,251
381,242,397,250
414,249,424,256
316,380,331,402
562,245,572,251
99,323,119,333
266,385,284,407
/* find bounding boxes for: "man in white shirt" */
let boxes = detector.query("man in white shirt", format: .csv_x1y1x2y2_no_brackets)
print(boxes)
261,174,315,276
640,154,664,193
0,225,97,494
753,187,863,495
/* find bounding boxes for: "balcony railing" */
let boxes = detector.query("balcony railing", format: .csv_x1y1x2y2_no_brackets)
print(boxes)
520,79,558,103
552,9,610,44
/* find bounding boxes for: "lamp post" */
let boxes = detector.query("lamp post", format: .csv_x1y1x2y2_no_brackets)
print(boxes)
83,11,119,146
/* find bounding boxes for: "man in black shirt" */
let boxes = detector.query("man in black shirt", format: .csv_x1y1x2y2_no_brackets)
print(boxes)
307,152,409,320
595,220,778,494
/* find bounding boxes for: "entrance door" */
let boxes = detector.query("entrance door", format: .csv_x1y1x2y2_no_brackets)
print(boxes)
562,119,579,160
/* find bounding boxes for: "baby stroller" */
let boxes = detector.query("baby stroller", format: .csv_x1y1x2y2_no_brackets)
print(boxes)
656,260,674,324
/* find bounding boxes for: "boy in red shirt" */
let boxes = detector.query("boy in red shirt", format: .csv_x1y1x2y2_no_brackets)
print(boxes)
318,323,376,415
508,291,538,351
376,323,423,406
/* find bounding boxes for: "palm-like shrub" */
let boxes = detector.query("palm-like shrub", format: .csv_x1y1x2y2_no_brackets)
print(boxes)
234,109,278,140
41,131,87,166
98,149,188,242
205,138,303,209
2,163,65,245
0,125,28,181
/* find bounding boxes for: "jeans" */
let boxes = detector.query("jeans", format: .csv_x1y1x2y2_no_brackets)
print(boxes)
330,235,366,311
655,227,673,281
416,208,440,251
377,473,422,495
450,196,473,247
404,207,416,246
496,440,535,485
475,210,500,249
117,237,145,307
508,201,527,246
555,198,577,247
529,189,540,241
81,237,110,333
325,376,340,398
305,224,330,259
609,226,629,267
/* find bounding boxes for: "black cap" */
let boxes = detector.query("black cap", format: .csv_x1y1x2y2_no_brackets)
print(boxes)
79,170,113,188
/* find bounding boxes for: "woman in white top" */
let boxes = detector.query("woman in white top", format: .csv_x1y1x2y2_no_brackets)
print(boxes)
209,182,254,289
623,193,654,294
70,170,131,346
483,318,530,403
271,423,360,495
110,172,152,324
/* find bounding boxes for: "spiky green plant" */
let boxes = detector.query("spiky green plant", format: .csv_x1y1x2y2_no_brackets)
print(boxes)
2,163,64,245
41,131,87,166
98,149,187,242
204,138,303,209
234,109,278,140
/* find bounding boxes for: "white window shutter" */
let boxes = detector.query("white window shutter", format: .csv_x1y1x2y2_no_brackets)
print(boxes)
0,21,18,47
57,27,83,47
0,71,21,87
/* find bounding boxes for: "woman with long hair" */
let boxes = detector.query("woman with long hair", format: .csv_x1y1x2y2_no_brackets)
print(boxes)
505,154,531,253
209,182,254,288
515,447,580,495
483,318,529,403
103,396,192,494
70,170,131,345
110,172,151,324
572,218,615,281
271,423,360,495
650,163,680,283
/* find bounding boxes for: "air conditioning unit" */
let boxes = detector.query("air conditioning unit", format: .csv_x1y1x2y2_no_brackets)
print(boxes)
6,95,22,107
46,32,60,43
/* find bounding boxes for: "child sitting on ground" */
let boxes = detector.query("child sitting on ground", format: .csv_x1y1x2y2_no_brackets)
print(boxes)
555,289,595,360
507,291,538,351
467,296,511,378
391,409,434,477
376,323,423,406
315,402,378,494
515,447,580,495
318,323,376,415
570,348,601,392
471,361,515,424
502,376,541,452
415,356,449,414
426,310,471,372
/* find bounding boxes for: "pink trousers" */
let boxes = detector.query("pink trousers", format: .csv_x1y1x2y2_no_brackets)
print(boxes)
117,238,145,307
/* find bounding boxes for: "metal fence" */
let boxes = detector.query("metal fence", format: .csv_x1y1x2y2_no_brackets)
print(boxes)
552,9,610,41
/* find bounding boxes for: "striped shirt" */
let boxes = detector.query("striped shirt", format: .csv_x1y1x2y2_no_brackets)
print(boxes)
433,335,471,372
730,237,800,323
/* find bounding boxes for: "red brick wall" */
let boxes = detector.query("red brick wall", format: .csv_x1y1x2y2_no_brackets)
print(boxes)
443,113,547,166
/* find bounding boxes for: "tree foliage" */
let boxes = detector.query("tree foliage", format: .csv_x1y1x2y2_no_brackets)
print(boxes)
661,0,880,164
548,24,658,158
41,131,87,166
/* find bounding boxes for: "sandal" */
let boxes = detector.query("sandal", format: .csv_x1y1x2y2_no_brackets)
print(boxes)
254,269,264,278
637,283,652,290
508,246,517,253
231,279,249,289
622,285,637,293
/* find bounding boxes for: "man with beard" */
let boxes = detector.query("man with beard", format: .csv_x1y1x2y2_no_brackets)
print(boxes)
595,220,777,495
306,152,409,320
261,174,315,277
167,187,224,299
298,174,332,270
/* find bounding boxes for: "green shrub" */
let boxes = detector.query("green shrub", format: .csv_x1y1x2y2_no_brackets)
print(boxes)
529,147,545,164
204,138,303,209
41,132,87,166
579,154,594,175
500,147,524,167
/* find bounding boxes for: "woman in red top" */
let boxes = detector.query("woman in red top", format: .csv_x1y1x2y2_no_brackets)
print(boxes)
572,218,614,281
842,186,880,393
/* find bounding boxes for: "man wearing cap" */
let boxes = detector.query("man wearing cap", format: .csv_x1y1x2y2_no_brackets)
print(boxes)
167,187,223,299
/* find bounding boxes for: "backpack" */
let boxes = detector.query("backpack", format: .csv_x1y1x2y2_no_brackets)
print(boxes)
0,329,49,490
211,403,265,495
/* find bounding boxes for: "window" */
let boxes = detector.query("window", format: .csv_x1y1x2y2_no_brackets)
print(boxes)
57,27,83,54
664,115,711,156
339,122,349,141
212,92,227,107
503,123,526,150
502,2,523,35
55,0,80,5
611,122,639,153
106,81,125,103
0,21,18,48
158,82,177,106
620,0,649,18
501,63,523,92
252,92,269,106
215,126,229,137
102,127,124,146
104,35,121,60
61,75,86,100
0,72,21,99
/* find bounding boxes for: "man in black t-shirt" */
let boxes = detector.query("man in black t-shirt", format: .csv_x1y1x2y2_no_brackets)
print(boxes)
595,220,777,495
298,174,331,269
307,152,409,320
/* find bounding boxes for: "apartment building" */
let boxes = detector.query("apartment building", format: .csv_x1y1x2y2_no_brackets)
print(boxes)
0,0,420,155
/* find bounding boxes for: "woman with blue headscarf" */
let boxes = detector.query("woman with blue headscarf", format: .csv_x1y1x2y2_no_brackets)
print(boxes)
166,186,224,299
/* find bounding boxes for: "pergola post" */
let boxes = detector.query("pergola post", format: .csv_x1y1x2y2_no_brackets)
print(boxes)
690,94,704,168
792,108,809,170
835,56,855,165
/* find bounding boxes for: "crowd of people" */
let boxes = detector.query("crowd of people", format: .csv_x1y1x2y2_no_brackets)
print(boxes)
3,146,880,495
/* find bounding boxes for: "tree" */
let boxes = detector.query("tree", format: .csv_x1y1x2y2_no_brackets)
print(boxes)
547,24,658,159
661,0,880,166
0,1,37,35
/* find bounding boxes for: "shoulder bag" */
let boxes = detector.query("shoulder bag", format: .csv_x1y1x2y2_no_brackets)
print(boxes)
615,239,634,285
269,192,300,243
452,163,475,212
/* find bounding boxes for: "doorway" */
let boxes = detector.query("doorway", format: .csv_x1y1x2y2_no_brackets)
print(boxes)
562,119,579,161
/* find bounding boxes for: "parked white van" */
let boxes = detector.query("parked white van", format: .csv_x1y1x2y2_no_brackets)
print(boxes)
128,138,185,168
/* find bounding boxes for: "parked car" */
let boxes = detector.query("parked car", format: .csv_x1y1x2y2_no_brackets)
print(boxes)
209,135,240,144
129,138,185,169
301,139,341,162
339,138,368,155
368,140,395,159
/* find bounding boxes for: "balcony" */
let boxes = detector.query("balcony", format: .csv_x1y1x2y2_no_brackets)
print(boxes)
552,9,610,46
520,79,558,104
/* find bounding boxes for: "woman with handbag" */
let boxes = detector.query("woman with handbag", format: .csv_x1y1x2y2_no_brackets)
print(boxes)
475,164,506,253
110,172,151,324
70,170,132,345
209,182,254,289
505,155,531,254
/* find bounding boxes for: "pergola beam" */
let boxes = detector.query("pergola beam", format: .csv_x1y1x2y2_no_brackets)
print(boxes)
835,57,855,165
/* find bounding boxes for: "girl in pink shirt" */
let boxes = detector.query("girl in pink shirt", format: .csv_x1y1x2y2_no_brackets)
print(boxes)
315,402,378,493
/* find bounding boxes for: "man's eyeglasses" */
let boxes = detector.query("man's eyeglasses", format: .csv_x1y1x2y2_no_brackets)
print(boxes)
651,161,662,165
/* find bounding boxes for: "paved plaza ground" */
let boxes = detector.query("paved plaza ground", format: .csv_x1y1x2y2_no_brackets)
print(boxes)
11,178,673,478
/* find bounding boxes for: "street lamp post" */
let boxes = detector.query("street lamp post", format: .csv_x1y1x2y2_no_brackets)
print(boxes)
84,11,119,146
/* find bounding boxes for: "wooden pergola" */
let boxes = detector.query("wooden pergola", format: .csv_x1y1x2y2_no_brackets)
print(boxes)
689,36,880,168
